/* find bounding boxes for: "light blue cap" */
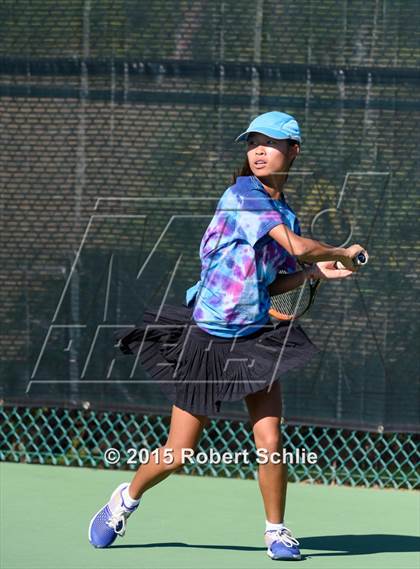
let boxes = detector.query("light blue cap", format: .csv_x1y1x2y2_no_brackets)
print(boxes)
235,111,301,144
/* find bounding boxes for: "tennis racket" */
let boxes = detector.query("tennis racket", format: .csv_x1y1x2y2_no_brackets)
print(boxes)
269,252,368,322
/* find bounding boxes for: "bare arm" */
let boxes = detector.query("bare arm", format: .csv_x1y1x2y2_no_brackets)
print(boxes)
268,269,308,296
268,224,349,264
268,262,354,296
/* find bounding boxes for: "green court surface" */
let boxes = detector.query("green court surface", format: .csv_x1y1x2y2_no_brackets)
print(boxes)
1,462,419,569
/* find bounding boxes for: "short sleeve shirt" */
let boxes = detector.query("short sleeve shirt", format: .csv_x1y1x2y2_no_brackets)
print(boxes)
185,175,301,337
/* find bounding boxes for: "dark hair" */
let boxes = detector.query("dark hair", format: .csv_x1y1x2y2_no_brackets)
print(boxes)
231,139,300,184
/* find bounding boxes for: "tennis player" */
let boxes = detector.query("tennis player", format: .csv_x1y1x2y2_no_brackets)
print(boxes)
89,111,368,560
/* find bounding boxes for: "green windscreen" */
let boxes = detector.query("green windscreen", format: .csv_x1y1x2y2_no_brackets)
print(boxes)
1,0,419,432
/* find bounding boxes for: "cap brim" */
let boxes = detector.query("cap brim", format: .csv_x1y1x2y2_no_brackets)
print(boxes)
235,126,301,143
234,130,249,142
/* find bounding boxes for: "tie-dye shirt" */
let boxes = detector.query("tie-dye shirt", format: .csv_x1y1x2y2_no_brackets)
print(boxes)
185,175,301,337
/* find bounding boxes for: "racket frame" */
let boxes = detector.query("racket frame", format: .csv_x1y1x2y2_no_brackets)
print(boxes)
269,262,321,322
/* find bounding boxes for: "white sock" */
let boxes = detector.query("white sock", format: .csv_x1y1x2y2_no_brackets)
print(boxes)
266,520,285,533
122,485,141,509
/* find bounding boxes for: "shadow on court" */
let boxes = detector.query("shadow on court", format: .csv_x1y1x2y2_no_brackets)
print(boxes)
111,534,420,558
112,543,265,551
300,534,420,557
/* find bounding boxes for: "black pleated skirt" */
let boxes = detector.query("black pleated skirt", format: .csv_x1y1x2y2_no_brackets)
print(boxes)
114,304,320,416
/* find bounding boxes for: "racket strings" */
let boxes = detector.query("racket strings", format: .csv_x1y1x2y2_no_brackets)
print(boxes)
269,269,318,320
270,282,312,318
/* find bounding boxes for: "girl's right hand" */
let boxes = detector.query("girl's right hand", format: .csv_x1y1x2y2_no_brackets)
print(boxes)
340,244,369,271
306,262,353,281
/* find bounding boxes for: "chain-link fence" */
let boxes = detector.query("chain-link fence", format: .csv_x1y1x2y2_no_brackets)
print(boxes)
1,406,418,489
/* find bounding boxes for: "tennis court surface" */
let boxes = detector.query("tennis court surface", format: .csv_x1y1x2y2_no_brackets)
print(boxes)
1,462,419,569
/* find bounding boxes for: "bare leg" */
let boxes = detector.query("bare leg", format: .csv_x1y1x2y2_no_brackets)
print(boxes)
245,381,287,523
128,405,209,500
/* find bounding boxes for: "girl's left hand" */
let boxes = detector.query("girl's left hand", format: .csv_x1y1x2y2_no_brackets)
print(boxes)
306,261,354,281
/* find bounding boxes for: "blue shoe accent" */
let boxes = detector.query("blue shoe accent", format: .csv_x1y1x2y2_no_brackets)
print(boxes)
88,483,138,549
265,528,301,561
89,504,119,548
